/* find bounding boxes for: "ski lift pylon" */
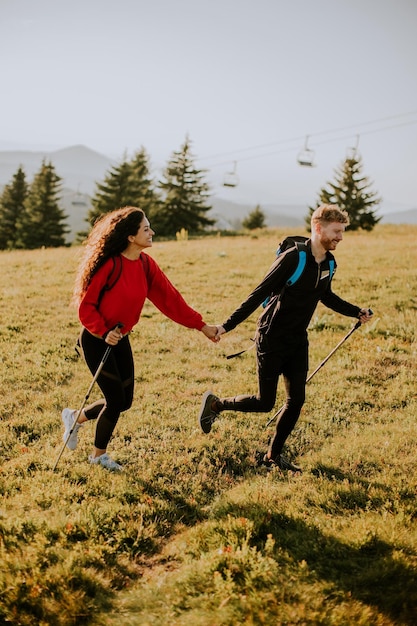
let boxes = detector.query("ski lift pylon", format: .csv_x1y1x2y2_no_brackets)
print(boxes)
223,161,239,187
346,134,360,159
297,135,315,167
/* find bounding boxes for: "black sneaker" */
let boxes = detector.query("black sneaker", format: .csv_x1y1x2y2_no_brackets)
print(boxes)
256,452,302,473
255,451,274,469
277,455,302,473
198,390,220,434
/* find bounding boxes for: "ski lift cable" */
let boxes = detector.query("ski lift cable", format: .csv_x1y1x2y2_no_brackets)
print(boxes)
197,110,417,164
203,118,417,169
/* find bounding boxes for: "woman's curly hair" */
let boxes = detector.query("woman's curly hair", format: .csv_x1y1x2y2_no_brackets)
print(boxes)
73,206,145,305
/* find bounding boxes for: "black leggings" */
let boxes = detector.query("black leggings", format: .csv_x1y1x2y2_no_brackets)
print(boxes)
80,329,134,449
220,334,308,459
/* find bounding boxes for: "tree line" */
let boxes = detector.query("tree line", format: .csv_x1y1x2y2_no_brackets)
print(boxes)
0,135,381,250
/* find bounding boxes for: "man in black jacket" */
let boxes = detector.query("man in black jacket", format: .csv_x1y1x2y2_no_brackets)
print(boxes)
198,204,373,472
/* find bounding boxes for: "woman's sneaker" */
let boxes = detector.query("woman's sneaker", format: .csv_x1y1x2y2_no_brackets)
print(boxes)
62,408,81,450
89,453,122,472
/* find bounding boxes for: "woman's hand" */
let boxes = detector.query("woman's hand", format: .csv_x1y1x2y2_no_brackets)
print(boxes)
201,324,221,343
104,327,124,345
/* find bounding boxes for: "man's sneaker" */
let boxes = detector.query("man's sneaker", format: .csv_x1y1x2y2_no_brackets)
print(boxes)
277,455,302,473
198,391,220,434
89,453,122,472
62,408,81,450
257,452,302,473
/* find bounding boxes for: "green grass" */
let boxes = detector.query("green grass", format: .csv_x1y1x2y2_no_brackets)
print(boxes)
0,225,416,625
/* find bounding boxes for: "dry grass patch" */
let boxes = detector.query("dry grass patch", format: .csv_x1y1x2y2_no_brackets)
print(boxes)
0,225,416,625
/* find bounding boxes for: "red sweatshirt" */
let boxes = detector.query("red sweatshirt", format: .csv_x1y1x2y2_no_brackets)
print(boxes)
78,253,206,337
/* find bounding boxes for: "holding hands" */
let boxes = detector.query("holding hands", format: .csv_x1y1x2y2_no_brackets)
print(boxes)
201,324,226,343
215,325,226,338
201,324,221,342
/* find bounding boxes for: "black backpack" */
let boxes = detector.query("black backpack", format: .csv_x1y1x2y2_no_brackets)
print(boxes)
262,236,335,308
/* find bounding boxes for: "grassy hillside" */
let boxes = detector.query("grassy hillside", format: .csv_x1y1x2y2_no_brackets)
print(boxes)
0,225,416,625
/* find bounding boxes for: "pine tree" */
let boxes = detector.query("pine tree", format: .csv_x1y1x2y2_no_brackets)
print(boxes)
88,159,134,225
87,149,160,227
128,148,161,221
154,136,214,237
242,204,266,230
16,160,68,249
306,154,381,231
0,166,29,249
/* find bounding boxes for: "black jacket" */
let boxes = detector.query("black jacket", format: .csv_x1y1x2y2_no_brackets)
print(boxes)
222,241,361,341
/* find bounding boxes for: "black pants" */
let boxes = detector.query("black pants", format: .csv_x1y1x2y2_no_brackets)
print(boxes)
80,329,134,450
220,333,308,459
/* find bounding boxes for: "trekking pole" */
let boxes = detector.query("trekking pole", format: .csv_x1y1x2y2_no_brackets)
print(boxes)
53,323,123,471
265,317,368,429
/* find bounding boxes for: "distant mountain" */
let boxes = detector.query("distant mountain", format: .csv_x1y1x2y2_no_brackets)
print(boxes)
209,198,306,229
0,145,114,195
380,208,417,224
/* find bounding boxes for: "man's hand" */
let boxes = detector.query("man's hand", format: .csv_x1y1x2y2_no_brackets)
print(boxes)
358,308,373,324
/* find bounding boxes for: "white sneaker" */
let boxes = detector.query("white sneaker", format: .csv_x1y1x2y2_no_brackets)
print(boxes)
62,408,81,450
88,453,122,472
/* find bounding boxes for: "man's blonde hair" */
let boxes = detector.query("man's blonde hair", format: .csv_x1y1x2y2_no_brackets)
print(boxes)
311,204,350,226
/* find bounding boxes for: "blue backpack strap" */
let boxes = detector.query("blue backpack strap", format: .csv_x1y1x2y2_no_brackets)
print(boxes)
286,246,307,286
329,259,335,281
262,241,307,307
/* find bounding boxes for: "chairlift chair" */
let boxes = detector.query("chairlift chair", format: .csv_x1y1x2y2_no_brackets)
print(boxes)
71,187,87,206
297,135,315,167
223,161,239,187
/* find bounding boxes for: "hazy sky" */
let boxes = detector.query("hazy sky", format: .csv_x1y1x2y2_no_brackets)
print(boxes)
1,0,416,211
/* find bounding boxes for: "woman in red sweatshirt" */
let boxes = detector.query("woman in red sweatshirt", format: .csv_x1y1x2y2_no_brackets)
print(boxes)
61,206,218,471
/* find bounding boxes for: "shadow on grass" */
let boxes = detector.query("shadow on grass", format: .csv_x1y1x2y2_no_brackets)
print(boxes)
310,463,416,516
311,463,385,484
134,477,206,527
215,498,417,625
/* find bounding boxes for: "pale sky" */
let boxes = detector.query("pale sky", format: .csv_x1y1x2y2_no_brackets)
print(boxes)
1,0,416,212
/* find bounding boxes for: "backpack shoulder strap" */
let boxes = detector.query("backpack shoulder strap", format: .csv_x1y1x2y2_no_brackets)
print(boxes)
106,255,123,291
286,241,308,286
141,252,151,286
97,256,123,306
262,237,308,308
328,258,335,281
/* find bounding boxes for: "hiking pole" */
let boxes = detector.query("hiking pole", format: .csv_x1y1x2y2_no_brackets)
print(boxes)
53,323,123,471
265,317,368,429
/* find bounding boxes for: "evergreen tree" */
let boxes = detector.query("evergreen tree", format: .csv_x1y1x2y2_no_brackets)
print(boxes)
154,136,214,237
242,204,266,230
16,160,68,249
128,148,161,221
306,154,381,231
0,166,28,249
88,159,134,225
87,148,160,227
